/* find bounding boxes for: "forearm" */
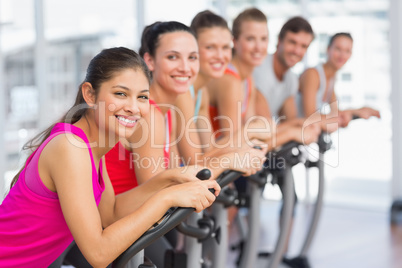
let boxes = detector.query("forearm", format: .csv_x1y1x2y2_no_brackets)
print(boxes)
318,112,339,133
276,120,299,132
271,126,298,149
299,109,338,133
113,171,176,220
81,191,173,267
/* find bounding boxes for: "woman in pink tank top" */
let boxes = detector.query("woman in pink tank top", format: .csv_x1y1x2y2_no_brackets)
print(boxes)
0,47,220,268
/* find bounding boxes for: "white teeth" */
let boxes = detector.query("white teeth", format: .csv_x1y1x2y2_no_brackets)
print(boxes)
117,116,136,124
212,63,222,68
175,77,189,82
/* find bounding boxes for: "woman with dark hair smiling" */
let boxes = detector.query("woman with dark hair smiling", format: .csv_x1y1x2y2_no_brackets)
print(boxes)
0,47,220,267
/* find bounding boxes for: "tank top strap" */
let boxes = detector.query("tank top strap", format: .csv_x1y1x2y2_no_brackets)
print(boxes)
50,124,96,172
53,123,104,203
149,99,162,113
165,110,172,167
24,130,74,199
24,123,105,203
189,85,195,99
189,85,203,121
316,64,335,105
194,91,203,124
224,63,241,79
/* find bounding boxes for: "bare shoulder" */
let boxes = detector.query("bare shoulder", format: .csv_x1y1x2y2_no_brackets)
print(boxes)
41,133,92,168
137,107,166,147
43,133,88,158
209,74,241,92
174,90,193,108
38,133,93,192
299,68,320,92
300,68,319,81
218,74,243,98
200,86,210,107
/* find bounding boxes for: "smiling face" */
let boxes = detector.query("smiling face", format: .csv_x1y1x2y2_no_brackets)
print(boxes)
327,35,353,70
146,31,199,95
233,20,269,67
276,31,314,69
93,68,150,143
197,26,232,79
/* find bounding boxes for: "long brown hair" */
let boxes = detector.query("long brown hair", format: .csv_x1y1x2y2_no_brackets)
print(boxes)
139,21,196,59
328,32,353,48
232,7,267,40
10,47,151,188
190,10,230,38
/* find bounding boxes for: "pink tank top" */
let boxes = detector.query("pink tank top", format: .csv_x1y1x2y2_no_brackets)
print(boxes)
0,123,105,267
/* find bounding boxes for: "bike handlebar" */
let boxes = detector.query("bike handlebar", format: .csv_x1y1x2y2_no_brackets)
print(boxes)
112,169,242,268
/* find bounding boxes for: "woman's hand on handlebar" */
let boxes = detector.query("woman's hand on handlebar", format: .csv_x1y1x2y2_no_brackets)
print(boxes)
338,110,353,128
337,107,380,128
291,122,321,145
244,116,277,144
353,107,381,120
161,166,214,185
221,146,267,177
161,180,221,213
248,138,269,154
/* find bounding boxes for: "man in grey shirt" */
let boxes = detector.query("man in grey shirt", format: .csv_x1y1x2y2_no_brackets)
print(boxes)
254,16,314,122
253,16,316,268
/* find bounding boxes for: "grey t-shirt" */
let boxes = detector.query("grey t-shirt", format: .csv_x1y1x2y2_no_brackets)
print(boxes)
253,54,299,119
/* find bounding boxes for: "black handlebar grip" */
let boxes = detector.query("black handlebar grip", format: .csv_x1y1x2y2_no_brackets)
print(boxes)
253,145,263,150
196,168,215,194
196,168,212,180
113,170,221,267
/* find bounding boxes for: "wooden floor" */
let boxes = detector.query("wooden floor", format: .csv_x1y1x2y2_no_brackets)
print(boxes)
257,200,402,268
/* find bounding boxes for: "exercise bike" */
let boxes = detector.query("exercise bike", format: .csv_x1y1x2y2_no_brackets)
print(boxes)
112,168,243,268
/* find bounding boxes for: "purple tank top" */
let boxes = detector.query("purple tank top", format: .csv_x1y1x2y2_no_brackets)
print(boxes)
0,123,105,267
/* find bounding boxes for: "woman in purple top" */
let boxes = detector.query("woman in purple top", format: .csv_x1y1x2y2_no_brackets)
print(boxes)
0,47,220,268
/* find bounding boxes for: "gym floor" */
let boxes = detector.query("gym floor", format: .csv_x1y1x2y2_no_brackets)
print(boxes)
62,200,402,268
256,200,402,268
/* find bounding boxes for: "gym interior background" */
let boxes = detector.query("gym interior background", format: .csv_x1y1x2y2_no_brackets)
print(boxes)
0,0,401,265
